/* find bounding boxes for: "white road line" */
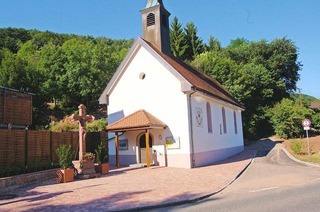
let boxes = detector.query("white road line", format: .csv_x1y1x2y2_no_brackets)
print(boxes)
249,187,279,193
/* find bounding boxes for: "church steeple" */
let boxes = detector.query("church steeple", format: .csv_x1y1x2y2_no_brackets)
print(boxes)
141,0,171,54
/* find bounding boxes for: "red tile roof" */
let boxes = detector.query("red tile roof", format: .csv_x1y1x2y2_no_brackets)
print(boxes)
143,39,244,109
106,110,167,132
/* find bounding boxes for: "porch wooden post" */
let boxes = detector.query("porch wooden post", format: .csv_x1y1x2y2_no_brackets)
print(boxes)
146,129,151,167
115,132,120,168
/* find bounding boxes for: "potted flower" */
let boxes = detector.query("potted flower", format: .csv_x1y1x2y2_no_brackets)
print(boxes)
82,152,95,161
79,152,96,174
95,142,109,174
56,144,74,183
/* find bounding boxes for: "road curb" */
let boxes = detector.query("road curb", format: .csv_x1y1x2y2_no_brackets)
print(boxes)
281,146,320,168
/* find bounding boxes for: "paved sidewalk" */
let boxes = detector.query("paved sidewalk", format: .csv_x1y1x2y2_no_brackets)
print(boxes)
0,150,256,211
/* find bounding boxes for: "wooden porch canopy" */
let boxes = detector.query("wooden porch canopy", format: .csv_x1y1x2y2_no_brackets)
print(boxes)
106,110,167,167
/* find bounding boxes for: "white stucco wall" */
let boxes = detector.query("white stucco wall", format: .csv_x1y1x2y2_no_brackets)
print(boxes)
107,46,192,168
191,93,244,166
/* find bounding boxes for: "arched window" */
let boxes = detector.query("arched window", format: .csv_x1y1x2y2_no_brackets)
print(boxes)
222,107,227,134
147,13,155,27
234,111,238,134
206,102,213,133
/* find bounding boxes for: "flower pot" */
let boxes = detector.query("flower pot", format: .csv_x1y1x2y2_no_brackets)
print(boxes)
56,168,74,183
95,163,109,175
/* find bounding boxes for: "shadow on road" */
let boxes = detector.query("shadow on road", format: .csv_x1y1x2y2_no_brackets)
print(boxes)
246,138,283,158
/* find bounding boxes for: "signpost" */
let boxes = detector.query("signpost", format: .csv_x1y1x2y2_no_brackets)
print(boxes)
302,119,311,155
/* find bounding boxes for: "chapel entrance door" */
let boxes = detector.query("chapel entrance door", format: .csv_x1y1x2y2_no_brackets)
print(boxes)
139,134,153,164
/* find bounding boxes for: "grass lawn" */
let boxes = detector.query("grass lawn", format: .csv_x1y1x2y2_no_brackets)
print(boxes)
283,135,320,165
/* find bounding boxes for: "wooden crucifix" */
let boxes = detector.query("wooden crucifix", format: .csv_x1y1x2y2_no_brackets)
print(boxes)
70,104,95,161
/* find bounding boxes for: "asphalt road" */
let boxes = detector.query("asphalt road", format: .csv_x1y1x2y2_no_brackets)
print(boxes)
151,141,320,212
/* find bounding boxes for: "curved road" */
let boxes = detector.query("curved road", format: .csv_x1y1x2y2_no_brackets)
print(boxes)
152,141,320,211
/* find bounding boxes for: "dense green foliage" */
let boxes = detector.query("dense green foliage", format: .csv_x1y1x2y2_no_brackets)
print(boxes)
267,98,313,139
0,28,132,127
170,17,204,61
170,17,188,59
0,25,313,139
191,38,302,139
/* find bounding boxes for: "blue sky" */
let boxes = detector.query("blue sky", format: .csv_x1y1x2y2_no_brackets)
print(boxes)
0,0,319,99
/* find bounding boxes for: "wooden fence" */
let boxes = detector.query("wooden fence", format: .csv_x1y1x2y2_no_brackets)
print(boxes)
0,129,106,171
0,87,33,125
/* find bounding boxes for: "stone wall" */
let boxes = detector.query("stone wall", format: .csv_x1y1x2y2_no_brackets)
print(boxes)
0,169,56,194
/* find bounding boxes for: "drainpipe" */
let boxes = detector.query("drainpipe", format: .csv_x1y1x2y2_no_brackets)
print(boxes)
187,89,196,168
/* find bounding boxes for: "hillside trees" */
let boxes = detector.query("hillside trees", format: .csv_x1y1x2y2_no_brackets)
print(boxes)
192,37,301,139
0,26,304,139
0,28,132,126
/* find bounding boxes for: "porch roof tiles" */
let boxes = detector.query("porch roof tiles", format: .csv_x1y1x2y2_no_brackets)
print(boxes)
106,110,167,132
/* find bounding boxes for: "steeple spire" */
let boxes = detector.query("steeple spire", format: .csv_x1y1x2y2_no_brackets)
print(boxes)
145,0,164,8
141,0,171,55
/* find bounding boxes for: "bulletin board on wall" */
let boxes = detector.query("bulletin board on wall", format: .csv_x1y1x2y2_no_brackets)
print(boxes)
166,136,180,149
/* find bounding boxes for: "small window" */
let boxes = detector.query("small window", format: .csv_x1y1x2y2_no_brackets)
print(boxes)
234,111,238,134
222,107,227,134
206,102,213,133
147,13,155,27
139,72,146,80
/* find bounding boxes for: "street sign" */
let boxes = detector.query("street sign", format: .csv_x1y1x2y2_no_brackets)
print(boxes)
304,126,310,131
302,119,311,155
302,119,311,127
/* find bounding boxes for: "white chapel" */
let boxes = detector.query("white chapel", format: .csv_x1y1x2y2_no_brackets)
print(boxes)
99,0,245,169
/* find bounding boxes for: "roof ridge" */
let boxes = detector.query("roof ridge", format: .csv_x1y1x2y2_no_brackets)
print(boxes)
106,109,167,132
139,110,152,125
140,38,244,109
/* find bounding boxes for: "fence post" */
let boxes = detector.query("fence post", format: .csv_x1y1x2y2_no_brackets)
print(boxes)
24,129,28,169
70,131,73,150
50,131,53,166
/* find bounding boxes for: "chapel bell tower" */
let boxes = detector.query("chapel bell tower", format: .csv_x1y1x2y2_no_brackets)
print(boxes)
141,0,171,55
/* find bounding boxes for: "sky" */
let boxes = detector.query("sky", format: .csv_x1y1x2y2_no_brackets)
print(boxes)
0,0,319,99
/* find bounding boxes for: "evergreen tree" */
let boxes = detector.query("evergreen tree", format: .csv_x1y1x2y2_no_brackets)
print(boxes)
170,17,188,59
207,35,221,52
184,22,204,60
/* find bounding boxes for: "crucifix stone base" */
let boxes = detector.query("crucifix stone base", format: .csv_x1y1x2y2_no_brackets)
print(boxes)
72,160,100,179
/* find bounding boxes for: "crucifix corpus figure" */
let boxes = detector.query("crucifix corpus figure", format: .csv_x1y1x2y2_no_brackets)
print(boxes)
70,104,95,161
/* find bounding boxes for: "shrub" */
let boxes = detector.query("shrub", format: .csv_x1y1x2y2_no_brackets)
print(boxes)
50,117,107,132
267,98,314,139
291,139,303,154
50,116,78,132
56,145,73,169
95,142,109,164
87,119,107,132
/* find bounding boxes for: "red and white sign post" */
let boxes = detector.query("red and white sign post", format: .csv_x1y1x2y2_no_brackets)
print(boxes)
302,119,311,155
